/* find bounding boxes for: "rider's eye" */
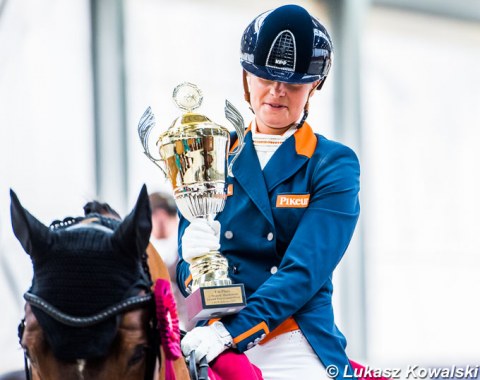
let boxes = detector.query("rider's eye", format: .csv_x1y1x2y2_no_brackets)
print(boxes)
128,344,149,367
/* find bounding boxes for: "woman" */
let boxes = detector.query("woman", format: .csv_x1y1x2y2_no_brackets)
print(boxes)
178,4,360,379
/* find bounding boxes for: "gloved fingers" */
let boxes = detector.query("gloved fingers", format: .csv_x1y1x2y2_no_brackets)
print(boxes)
187,224,216,237
183,228,220,242
209,220,221,236
182,232,216,246
182,222,220,251
181,330,202,358
188,218,218,233
193,340,210,363
205,346,223,364
183,245,220,256
181,325,230,364
182,246,216,264
182,219,221,263
182,235,220,253
182,245,212,256
187,219,222,238
181,341,196,358
191,341,224,364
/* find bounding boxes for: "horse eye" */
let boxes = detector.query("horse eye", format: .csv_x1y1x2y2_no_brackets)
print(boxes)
128,345,149,367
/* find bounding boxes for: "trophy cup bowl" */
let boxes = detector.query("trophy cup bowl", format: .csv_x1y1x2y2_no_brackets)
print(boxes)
138,82,247,322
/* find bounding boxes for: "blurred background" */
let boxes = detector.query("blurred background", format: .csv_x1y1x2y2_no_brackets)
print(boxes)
1,0,479,374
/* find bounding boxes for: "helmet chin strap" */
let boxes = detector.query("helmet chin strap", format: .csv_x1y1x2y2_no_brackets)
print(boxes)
297,80,322,129
297,109,309,129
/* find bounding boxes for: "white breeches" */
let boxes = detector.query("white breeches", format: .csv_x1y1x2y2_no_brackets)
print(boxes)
244,329,330,380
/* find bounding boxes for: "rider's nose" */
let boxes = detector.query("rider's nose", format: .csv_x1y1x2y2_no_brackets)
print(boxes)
269,82,286,96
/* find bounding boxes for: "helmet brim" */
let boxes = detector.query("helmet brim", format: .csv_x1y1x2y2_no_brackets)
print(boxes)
241,61,321,85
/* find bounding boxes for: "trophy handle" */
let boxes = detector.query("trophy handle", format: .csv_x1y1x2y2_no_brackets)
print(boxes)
137,107,167,177
224,100,245,177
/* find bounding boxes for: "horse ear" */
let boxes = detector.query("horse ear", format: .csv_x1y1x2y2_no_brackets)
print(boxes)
112,184,152,256
10,189,52,257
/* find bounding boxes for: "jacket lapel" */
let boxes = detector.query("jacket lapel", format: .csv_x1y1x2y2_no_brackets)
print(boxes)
263,122,317,192
231,130,274,226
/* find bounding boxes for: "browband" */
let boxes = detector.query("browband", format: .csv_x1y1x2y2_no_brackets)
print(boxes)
24,292,152,327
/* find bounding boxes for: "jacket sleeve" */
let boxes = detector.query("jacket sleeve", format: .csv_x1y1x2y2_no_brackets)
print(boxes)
221,144,361,351
176,216,192,298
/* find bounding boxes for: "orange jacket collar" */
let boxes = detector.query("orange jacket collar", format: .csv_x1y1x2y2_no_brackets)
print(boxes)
230,122,316,158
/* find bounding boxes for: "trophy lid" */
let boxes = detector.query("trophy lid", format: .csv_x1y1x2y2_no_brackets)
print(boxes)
173,82,203,112
160,82,229,137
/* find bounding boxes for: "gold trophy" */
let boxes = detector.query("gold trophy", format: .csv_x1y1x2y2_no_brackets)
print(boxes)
138,82,246,322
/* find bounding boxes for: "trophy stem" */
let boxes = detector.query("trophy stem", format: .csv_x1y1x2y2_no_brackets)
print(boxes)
190,250,232,292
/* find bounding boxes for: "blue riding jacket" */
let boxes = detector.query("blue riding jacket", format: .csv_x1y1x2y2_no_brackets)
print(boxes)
177,122,360,378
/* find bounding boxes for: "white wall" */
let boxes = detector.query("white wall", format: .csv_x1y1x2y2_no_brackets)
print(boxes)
0,0,94,372
363,7,480,365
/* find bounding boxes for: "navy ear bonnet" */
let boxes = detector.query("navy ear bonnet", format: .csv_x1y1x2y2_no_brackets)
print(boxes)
11,186,153,361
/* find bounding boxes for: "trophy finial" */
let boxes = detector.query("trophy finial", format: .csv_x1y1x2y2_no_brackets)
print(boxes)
172,82,203,113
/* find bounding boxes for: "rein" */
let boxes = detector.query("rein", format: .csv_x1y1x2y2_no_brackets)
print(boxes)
180,330,208,380
18,319,31,380
188,352,209,380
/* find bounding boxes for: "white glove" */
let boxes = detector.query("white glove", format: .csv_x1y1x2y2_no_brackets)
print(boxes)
181,219,221,264
181,322,233,363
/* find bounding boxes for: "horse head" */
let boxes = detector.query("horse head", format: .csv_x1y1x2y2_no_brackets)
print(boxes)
11,185,160,380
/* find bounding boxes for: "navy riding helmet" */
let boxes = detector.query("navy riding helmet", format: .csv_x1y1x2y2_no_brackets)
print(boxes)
240,4,333,86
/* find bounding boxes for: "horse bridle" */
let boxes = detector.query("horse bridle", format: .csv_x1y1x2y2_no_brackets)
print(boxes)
23,292,152,328
18,216,161,380
18,293,159,380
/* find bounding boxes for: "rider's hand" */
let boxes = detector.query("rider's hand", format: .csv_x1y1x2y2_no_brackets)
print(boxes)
181,322,233,363
181,219,221,264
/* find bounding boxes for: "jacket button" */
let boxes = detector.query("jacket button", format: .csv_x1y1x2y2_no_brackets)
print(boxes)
232,266,238,274
270,266,278,274
267,232,274,241
224,230,234,239
246,342,254,349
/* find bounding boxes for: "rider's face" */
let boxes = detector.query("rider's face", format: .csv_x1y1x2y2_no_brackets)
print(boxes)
247,74,319,135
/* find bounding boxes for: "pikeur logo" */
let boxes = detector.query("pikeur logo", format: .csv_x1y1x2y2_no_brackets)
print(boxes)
276,194,310,208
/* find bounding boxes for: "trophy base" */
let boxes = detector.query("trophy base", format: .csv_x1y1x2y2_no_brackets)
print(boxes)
186,283,247,322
